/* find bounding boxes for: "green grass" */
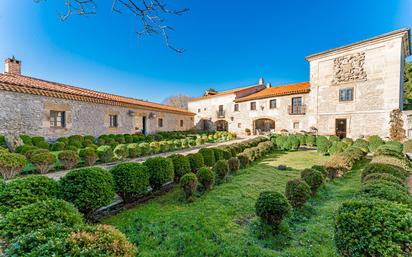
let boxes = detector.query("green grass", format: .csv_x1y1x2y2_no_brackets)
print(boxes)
104,150,365,257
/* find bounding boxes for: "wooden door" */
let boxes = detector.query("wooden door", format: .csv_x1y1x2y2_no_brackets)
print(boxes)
335,119,347,139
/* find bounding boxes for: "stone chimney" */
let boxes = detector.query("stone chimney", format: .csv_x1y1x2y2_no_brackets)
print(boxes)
259,77,264,85
266,82,271,88
4,56,21,75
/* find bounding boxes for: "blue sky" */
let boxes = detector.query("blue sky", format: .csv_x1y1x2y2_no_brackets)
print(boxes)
0,1,411,103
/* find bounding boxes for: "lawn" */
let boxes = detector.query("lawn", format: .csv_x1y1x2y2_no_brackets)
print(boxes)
104,150,365,257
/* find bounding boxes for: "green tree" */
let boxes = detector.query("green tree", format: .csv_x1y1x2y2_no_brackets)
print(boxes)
403,61,412,109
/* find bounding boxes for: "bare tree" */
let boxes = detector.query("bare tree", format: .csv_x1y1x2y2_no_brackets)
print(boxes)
162,94,192,109
34,0,189,53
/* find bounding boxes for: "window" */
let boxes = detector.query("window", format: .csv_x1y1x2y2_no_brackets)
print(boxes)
204,108,207,111
180,120,184,127
50,111,65,128
238,123,241,128
269,99,277,109
109,115,118,128
250,102,256,111
158,118,163,128
234,104,239,112
198,108,201,113
339,88,354,101
293,122,299,129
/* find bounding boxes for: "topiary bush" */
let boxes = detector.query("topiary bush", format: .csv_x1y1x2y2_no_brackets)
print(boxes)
32,136,49,149
362,179,409,194
311,165,328,178
362,172,405,185
196,167,215,190
371,155,411,172
180,173,198,201
168,154,191,182
0,198,84,240
325,152,354,178
19,134,33,145
255,191,291,227
79,147,98,166
213,160,229,182
316,136,331,155
403,139,412,154
110,162,149,203
199,148,216,167
97,145,113,163
113,144,128,160
367,135,385,153
305,135,316,147
335,198,412,257
285,178,312,208
352,138,369,153
328,141,344,155
51,141,66,151
237,153,250,168
228,157,240,173
0,175,60,213
358,182,412,207
361,163,409,180
66,224,137,257
29,151,56,174
0,152,26,180
58,150,79,170
60,167,115,217
127,143,141,158
144,157,174,190
187,153,205,172
301,168,324,194
139,142,151,156
212,148,225,161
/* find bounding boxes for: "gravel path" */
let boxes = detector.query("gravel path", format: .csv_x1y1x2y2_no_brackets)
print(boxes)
44,136,256,180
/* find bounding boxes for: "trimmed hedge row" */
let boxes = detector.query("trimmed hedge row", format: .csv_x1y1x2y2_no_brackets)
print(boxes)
334,141,412,257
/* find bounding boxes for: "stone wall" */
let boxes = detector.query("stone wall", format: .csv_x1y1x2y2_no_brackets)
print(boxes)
0,91,194,140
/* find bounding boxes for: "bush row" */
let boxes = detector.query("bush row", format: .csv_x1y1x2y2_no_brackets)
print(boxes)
334,142,412,257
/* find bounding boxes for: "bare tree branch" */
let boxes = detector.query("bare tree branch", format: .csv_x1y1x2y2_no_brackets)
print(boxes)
34,0,189,53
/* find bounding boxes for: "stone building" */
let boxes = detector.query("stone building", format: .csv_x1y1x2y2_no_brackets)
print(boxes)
188,28,411,139
0,58,195,140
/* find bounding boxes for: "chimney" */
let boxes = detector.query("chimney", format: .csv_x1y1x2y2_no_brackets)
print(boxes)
259,77,264,85
4,56,21,75
266,82,271,88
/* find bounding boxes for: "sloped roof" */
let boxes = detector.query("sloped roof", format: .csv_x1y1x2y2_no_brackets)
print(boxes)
189,84,262,102
0,73,195,116
235,82,310,102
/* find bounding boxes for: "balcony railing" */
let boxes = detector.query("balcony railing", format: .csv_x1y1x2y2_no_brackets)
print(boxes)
216,110,225,118
288,105,306,115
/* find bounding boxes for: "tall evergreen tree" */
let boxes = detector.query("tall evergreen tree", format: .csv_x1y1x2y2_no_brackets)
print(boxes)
403,61,412,109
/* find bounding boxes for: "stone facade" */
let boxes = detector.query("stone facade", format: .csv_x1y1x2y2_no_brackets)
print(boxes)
0,90,194,140
189,28,411,139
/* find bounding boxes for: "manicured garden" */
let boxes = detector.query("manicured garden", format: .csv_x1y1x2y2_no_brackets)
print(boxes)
0,132,411,256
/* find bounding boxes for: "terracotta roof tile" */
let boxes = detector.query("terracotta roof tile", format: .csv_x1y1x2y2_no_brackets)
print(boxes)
235,82,310,102
189,84,262,102
0,73,195,116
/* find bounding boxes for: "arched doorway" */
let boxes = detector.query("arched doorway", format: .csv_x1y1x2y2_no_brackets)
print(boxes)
254,118,275,134
215,120,228,131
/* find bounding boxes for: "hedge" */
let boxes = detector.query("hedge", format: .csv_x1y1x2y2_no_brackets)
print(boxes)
196,167,215,190
199,148,216,167
144,157,174,190
110,163,149,203
187,153,205,172
168,154,191,182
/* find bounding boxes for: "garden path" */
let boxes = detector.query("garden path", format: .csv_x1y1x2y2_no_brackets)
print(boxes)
44,136,257,180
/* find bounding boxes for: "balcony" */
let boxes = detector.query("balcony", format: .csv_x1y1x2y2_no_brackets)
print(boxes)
216,110,225,118
288,105,306,115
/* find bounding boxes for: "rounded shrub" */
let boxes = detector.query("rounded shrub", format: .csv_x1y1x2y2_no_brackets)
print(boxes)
285,178,312,208
187,153,205,172
301,168,324,194
228,157,240,173
255,191,291,226
196,167,215,190
79,147,98,166
328,141,344,155
305,135,316,147
66,224,137,257
325,152,353,178
0,152,26,180
371,155,411,171
19,134,33,145
237,153,250,168
375,144,405,159
149,141,160,153
127,143,141,158
168,154,191,182
16,144,37,154
361,163,408,180
367,135,384,153
144,157,174,190
316,136,331,155
110,162,149,203
180,173,198,200
213,160,229,182
60,167,115,217
32,136,49,149
212,148,225,161
362,179,409,194
335,198,412,257
51,141,66,151
97,145,113,163
0,175,60,213
113,144,128,160
29,151,56,174
0,198,83,239
199,148,216,166
58,150,79,170
311,165,328,178
362,172,404,185
358,182,412,207
221,148,232,160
